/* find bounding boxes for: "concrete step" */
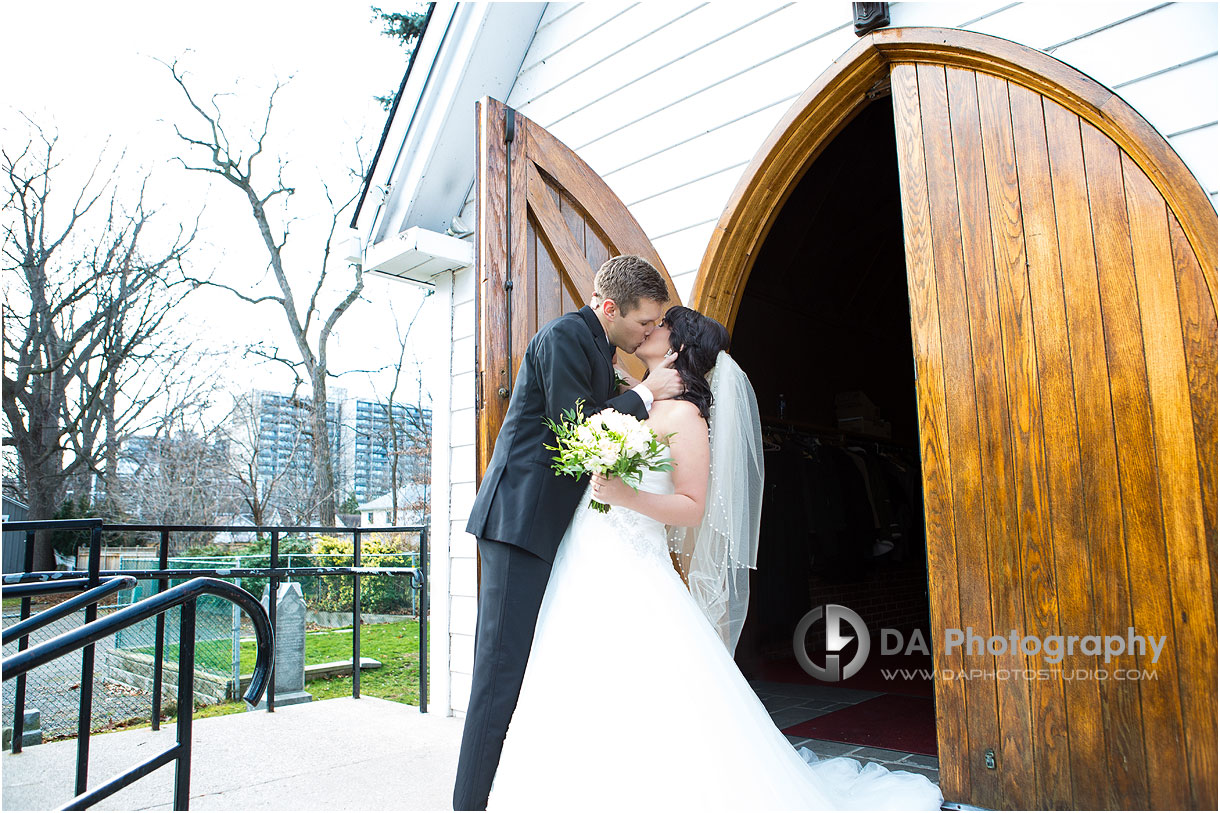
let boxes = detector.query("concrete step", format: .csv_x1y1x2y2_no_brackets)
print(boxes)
2,696,461,810
235,657,382,694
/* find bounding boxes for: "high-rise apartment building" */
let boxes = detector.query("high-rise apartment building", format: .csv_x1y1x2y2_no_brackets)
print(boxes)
350,399,432,503
249,389,430,511
252,388,347,500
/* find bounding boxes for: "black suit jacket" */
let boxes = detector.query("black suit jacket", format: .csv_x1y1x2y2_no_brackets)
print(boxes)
466,305,649,563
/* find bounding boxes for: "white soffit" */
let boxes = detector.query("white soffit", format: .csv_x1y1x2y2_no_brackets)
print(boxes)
365,226,473,287
361,1,545,251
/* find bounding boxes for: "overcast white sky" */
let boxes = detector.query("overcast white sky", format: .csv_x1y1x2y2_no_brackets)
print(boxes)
1,0,441,416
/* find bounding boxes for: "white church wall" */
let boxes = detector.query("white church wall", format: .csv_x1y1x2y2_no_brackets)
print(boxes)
447,261,479,715
436,0,1217,715
497,1,1217,304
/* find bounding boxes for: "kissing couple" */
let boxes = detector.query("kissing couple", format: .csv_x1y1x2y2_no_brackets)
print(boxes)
453,255,943,811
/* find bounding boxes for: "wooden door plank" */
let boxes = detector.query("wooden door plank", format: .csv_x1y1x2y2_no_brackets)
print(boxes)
945,66,1034,810
521,118,680,307
976,71,1071,809
476,98,512,476
508,105,531,389
1045,97,1144,810
1123,153,1218,811
1081,120,1183,810
557,191,587,259
1167,212,1218,611
530,216,563,329
584,228,610,282
890,61,970,804
917,61,1004,808
1008,83,1106,810
525,161,597,305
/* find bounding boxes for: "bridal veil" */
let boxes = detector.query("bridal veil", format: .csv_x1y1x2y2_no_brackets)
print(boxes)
667,350,764,656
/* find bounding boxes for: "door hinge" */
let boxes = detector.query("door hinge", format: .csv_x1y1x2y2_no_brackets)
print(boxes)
475,361,484,411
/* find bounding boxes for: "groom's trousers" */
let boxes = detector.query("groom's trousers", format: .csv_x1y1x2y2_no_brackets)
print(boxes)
452,536,553,811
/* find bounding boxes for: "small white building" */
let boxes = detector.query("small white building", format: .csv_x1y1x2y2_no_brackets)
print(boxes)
351,4,1217,809
356,484,428,528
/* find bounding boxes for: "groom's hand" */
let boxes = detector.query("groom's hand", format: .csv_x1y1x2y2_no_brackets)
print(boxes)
642,352,683,401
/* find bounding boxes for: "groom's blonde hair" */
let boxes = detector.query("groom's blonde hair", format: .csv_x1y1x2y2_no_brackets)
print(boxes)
592,255,668,314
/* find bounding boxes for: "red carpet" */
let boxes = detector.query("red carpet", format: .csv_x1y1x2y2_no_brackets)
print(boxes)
780,693,939,756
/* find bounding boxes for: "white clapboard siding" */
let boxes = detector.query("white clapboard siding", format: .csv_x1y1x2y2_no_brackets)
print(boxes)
451,556,477,600
1116,54,1218,140
892,0,1148,38
968,1,1162,47
604,100,792,211
533,4,852,148
424,269,455,718
512,2,703,105
451,591,477,630
513,3,787,128
451,628,474,674
576,29,855,175
453,299,475,341
628,165,745,243
436,0,1218,714
451,668,472,715
1046,3,1216,88
655,222,719,298
883,1,1018,28
1169,124,1219,196
536,2,579,33
450,519,476,558
518,2,633,75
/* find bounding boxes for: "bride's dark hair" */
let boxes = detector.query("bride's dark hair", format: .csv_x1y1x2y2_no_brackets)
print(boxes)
658,305,730,420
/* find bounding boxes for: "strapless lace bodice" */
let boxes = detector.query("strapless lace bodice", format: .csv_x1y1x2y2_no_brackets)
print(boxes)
567,467,675,566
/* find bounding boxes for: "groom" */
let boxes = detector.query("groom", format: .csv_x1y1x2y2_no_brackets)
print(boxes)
453,255,683,811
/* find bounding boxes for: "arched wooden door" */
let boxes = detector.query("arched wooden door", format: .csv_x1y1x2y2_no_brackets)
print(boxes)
473,96,682,482
692,28,1217,812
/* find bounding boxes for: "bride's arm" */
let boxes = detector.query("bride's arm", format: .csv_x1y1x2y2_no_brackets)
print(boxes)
590,401,709,527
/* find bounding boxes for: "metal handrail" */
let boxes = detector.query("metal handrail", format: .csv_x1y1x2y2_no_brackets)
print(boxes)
3,520,423,534
2,516,429,808
2,576,274,811
3,577,274,704
2,576,137,645
5,566,418,583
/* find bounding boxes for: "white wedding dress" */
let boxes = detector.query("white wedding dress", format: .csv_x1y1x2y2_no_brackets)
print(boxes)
485,468,945,811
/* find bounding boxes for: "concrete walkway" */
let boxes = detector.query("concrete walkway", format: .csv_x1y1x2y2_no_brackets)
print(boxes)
2,697,462,810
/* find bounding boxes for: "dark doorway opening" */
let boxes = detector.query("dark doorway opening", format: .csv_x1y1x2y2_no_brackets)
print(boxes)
731,98,937,757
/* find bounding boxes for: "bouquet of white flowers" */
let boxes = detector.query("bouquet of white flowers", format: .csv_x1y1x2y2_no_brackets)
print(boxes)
544,399,675,513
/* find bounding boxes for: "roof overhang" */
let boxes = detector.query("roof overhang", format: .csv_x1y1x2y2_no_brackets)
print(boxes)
352,1,545,287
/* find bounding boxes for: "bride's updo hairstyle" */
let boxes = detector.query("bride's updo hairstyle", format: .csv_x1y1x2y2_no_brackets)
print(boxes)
659,305,730,420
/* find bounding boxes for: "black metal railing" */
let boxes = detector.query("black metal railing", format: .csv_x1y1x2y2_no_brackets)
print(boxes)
1,518,428,810
3,575,274,809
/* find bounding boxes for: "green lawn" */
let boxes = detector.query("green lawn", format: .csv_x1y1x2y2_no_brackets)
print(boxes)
118,620,422,728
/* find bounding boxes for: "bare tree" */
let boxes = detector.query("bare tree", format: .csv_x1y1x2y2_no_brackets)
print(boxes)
117,410,230,551
366,295,431,524
2,123,198,570
164,59,366,526
105,346,235,521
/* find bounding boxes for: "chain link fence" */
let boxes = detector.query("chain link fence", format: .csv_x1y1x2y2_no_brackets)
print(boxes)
3,532,421,743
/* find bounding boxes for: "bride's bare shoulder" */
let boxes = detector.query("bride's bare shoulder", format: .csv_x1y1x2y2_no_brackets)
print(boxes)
648,398,707,435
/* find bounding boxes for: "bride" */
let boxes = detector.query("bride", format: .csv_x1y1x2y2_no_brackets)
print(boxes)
484,306,944,811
